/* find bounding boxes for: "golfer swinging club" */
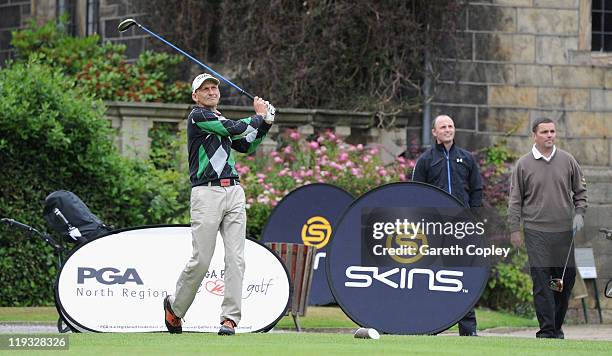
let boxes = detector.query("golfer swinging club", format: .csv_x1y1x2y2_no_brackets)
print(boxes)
164,73,275,335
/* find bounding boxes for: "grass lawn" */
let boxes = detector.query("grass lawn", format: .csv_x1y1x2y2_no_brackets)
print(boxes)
0,306,538,331
1,307,610,355
2,332,612,355
273,306,539,331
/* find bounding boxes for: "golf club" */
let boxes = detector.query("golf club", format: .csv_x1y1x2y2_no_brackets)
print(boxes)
117,18,255,100
549,230,576,293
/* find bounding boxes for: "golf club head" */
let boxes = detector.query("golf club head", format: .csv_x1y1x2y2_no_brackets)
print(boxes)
606,280,612,298
118,18,138,32
549,278,563,292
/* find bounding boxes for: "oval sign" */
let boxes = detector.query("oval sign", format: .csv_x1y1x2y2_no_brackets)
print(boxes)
260,183,354,305
326,182,490,335
55,225,290,333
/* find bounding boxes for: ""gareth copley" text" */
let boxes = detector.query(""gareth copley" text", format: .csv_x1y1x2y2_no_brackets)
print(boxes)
372,244,510,258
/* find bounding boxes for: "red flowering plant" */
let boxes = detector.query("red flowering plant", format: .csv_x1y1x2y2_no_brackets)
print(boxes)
235,129,415,237
474,142,516,214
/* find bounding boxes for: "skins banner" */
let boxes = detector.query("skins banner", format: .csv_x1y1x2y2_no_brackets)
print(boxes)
326,182,492,335
55,225,290,333
260,183,354,305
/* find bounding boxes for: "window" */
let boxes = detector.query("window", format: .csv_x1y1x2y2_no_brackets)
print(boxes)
86,0,99,36
56,0,76,36
592,0,612,51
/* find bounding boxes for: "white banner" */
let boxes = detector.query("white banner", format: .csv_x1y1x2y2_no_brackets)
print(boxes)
55,226,290,333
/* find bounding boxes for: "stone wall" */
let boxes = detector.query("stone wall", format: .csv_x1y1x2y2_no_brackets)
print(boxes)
98,0,146,60
104,101,409,164
435,0,611,168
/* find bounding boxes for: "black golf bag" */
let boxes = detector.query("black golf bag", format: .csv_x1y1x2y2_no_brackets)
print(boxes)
43,190,112,245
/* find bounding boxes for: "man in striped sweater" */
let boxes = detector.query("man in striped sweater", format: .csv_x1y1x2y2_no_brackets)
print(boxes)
164,73,275,336
508,117,587,339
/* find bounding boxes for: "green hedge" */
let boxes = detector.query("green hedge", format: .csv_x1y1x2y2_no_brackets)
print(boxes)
0,60,189,306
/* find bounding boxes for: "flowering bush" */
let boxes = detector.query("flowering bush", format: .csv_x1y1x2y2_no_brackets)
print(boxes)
236,129,415,236
11,17,191,103
474,142,516,213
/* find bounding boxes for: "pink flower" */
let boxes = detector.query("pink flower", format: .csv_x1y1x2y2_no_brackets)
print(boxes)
369,148,379,155
399,173,406,181
378,169,387,176
274,156,283,163
357,144,364,151
338,152,349,162
309,141,319,149
283,145,293,154
290,131,300,140
330,162,342,170
320,146,327,153
327,132,337,141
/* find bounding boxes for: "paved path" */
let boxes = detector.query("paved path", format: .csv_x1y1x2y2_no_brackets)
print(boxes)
478,324,612,341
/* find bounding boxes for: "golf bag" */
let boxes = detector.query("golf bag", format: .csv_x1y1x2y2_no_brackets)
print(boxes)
43,190,111,245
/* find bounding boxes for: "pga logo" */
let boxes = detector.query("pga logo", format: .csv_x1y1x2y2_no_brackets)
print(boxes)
77,267,144,285
345,266,463,292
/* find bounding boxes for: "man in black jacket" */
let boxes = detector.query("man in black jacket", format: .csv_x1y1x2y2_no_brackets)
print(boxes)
411,114,483,336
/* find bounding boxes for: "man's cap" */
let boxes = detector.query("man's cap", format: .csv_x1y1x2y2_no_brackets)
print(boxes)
192,73,220,93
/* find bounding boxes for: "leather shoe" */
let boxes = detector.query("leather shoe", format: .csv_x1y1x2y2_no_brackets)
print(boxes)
218,319,236,336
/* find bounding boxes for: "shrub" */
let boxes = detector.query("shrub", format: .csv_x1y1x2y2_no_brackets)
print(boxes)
11,17,191,103
236,129,415,237
0,60,187,306
473,143,534,316
474,142,517,213
482,251,535,317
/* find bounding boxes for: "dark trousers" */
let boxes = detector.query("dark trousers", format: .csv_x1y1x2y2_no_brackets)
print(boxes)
458,308,477,335
524,228,575,339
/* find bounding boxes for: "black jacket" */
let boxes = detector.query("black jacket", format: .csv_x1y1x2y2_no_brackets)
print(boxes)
412,142,483,207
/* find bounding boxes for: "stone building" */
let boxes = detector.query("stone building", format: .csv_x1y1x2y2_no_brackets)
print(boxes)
1,0,611,320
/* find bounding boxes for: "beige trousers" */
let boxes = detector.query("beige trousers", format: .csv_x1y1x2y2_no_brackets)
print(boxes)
170,185,246,324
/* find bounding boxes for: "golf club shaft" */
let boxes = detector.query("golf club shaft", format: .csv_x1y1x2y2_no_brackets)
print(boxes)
560,230,576,281
131,22,255,100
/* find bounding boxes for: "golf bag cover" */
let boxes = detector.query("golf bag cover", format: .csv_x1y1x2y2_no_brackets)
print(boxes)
43,190,111,244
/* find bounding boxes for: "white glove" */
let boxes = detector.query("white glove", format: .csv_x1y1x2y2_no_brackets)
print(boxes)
573,214,584,232
265,103,275,123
